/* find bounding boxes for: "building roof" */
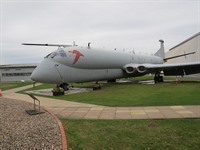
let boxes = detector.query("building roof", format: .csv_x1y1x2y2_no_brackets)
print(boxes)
0,64,38,69
169,32,200,51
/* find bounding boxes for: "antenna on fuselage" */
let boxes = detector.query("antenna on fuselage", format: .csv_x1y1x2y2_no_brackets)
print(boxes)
133,49,135,54
88,42,91,49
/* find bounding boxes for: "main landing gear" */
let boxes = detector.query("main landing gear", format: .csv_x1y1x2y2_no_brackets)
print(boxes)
93,81,102,90
59,83,70,91
154,72,164,83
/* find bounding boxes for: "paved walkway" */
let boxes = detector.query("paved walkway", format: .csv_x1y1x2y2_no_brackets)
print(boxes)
2,85,200,119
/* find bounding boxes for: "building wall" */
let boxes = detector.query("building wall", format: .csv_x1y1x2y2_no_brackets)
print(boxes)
165,33,200,78
165,33,200,63
0,65,36,82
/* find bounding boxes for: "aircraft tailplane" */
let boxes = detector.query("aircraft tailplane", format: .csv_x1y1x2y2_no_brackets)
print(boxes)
154,40,165,59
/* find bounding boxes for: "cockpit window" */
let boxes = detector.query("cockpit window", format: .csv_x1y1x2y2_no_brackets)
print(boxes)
44,53,52,58
44,50,66,59
50,52,57,58
59,50,67,58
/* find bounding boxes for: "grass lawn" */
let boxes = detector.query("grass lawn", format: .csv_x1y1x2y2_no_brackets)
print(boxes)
61,81,200,106
0,82,33,91
18,76,200,106
61,119,200,150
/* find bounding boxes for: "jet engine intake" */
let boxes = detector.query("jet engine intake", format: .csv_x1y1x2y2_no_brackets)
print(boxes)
123,64,137,74
126,66,137,73
123,64,147,74
137,65,146,73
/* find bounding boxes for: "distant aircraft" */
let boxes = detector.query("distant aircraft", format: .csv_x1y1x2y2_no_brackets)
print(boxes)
22,40,200,84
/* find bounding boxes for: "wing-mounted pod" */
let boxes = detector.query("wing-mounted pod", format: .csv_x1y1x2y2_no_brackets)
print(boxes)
123,64,147,74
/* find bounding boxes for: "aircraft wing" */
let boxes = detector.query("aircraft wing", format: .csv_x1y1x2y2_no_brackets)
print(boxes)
123,62,200,76
144,62,200,75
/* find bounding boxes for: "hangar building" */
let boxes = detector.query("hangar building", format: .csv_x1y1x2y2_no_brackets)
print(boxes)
166,32,200,63
165,32,200,78
0,64,37,82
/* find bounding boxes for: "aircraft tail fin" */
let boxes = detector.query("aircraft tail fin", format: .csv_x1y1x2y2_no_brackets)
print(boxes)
154,40,165,59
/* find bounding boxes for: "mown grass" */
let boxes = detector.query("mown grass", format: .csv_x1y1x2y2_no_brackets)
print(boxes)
62,81,200,106
18,76,200,106
61,119,200,150
0,82,32,91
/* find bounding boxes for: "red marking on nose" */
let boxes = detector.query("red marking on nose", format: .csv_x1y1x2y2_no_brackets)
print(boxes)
69,50,84,64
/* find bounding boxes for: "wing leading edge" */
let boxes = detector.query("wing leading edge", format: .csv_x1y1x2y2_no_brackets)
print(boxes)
143,62,200,76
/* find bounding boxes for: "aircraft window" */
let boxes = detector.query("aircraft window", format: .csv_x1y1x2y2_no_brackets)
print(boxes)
59,50,67,58
50,52,57,58
44,53,52,58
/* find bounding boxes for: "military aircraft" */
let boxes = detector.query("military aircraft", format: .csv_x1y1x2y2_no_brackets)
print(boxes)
22,40,200,84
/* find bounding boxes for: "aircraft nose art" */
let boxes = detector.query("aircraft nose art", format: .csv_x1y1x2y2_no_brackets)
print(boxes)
31,59,63,83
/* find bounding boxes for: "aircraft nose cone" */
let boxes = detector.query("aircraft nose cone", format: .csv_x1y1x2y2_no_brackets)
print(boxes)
31,59,63,84
31,68,44,82
31,69,39,82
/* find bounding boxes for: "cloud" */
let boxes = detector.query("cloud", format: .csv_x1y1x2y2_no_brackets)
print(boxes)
1,0,199,64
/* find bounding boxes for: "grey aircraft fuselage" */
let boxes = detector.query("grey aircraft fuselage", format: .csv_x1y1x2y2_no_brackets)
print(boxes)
31,42,164,84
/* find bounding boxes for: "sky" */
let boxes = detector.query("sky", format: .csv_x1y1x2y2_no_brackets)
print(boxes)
0,0,199,64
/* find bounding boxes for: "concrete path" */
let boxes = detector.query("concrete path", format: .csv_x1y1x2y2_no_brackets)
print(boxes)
2,85,200,119
2,83,42,95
